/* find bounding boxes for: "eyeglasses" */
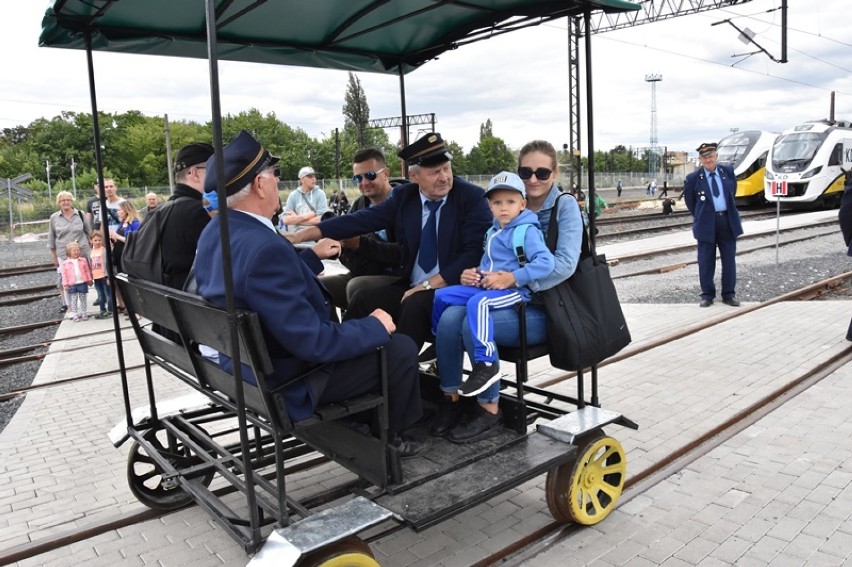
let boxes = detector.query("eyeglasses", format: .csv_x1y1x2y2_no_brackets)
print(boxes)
517,167,553,181
261,167,281,178
353,167,386,185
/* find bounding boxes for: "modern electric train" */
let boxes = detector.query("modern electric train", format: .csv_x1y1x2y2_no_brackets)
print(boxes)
764,120,852,208
716,130,777,206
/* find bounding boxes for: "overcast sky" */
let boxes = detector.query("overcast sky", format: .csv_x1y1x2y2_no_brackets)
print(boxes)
2,1,850,159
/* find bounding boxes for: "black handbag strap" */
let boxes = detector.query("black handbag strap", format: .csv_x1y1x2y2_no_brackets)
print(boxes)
546,190,591,260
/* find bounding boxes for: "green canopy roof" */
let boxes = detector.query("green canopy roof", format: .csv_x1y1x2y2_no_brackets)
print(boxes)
40,0,639,75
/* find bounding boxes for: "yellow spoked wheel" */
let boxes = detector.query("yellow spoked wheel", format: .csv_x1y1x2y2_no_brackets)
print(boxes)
297,536,379,567
546,435,626,525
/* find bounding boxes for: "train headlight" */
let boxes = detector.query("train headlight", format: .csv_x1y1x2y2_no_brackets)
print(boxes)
765,170,775,180
800,166,822,179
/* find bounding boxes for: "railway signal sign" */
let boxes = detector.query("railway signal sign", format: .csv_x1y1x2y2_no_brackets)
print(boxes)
770,180,788,196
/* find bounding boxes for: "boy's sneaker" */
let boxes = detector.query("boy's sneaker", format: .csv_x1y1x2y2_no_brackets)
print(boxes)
459,362,501,397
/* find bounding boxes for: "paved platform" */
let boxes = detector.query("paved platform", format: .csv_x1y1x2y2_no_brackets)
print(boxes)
1,215,850,566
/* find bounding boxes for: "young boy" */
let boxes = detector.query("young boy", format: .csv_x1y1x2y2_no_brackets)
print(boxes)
61,241,94,321
431,171,555,397
89,231,112,318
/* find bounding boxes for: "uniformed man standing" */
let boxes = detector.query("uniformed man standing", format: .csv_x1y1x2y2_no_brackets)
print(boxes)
683,142,743,307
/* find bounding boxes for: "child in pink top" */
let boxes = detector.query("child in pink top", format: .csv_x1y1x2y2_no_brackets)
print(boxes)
61,241,94,321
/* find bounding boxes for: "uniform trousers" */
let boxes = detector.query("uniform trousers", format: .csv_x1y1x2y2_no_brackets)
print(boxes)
344,278,435,351
697,213,737,301
315,333,422,436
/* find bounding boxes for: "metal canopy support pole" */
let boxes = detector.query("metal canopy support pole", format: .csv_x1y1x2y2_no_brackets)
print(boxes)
84,32,134,428
204,0,262,548
399,66,409,178
568,18,580,191
583,9,601,408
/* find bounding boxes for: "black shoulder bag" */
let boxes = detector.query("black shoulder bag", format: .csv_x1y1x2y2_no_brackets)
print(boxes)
536,192,631,371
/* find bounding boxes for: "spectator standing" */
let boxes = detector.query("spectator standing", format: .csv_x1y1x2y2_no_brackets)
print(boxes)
141,192,159,221
60,241,93,321
838,171,852,340
89,231,112,318
329,190,350,216
109,200,141,313
48,191,90,314
616,179,623,198
282,166,329,231
683,142,743,308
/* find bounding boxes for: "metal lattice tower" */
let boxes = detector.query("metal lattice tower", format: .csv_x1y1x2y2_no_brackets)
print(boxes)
645,73,662,174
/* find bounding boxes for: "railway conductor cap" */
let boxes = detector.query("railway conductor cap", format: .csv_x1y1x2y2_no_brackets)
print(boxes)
697,142,718,157
398,132,453,167
204,130,280,196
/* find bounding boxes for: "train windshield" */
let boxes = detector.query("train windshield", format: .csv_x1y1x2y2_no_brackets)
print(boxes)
717,131,759,168
772,131,826,168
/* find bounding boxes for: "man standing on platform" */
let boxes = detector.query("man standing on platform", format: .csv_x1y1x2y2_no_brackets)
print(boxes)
683,142,743,308
286,132,492,351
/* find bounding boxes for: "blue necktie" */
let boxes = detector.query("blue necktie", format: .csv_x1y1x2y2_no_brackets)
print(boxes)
709,172,721,198
419,200,442,272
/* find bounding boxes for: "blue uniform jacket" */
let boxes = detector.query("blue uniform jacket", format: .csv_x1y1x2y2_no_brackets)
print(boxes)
317,177,491,285
479,209,555,300
683,163,743,243
195,210,390,422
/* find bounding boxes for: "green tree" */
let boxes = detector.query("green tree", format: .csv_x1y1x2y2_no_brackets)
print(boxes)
467,120,514,175
342,72,370,149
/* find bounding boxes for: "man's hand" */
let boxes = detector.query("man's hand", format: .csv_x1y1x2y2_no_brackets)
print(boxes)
340,235,360,250
369,309,396,334
479,270,516,290
401,285,424,302
312,238,341,260
283,226,323,244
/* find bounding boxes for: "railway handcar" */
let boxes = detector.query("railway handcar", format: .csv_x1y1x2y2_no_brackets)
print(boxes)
764,120,852,208
716,130,777,206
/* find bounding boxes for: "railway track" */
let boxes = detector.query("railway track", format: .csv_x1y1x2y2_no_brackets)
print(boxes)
2,272,850,565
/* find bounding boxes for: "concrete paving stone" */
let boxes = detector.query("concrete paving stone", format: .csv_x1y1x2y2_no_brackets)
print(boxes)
673,535,720,564
695,556,734,567
690,503,732,527
479,499,522,524
701,518,741,545
658,556,693,567
627,521,673,547
707,535,752,563
824,469,852,490
138,540,220,565
436,544,490,567
819,529,852,560
754,500,794,523
738,534,786,564
764,515,811,544
406,531,456,559
783,531,826,560
805,550,847,566
636,534,686,564
735,515,775,543
372,530,425,557
0,532,31,550
479,513,523,538
598,537,646,565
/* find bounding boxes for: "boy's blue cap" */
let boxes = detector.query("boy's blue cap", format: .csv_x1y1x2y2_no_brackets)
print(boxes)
485,171,526,198
204,130,279,196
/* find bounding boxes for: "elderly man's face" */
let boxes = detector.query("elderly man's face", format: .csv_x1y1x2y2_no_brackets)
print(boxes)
146,194,158,207
411,161,453,200
699,151,718,172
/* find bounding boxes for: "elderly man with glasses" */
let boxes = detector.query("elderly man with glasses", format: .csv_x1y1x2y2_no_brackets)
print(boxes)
195,130,426,457
320,147,403,310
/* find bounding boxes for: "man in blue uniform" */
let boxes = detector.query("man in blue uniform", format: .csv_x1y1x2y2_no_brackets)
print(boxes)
286,133,492,352
683,142,744,307
194,130,424,456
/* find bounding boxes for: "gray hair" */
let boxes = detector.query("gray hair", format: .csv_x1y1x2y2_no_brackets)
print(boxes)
226,183,253,208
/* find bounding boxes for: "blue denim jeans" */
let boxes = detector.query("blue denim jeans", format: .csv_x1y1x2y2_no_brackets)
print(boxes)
434,303,548,404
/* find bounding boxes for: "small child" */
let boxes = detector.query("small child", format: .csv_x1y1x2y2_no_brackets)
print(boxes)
61,241,94,321
432,171,555,397
89,231,112,318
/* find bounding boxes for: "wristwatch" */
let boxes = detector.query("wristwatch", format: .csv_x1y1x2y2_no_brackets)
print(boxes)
421,280,432,291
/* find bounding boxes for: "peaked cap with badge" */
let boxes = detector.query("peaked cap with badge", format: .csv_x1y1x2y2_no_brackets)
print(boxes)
696,142,718,157
397,132,453,167
204,130,280,196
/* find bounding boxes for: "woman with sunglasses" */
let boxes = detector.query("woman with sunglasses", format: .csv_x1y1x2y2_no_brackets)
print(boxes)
431,140,584,443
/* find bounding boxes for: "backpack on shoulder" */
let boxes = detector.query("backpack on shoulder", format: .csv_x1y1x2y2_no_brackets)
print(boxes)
121,198,184,284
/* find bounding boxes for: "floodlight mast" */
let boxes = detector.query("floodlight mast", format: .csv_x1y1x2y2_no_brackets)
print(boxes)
645,74,662,175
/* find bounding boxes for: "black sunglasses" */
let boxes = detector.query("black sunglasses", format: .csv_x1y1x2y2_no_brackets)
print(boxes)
353,167,386,185
517,167,553,181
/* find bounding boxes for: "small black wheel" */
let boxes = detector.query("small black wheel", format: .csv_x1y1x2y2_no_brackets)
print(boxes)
127,427,214,510
296,536,378,567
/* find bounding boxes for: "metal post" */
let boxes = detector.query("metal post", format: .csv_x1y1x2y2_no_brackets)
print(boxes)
6,178,12,242
164,114,175,195
45,159,52,201
70,157,78,199
775,195,781,265
334,127,340,188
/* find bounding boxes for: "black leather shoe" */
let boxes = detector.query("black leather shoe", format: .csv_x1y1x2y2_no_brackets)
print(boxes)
448,405,503,444
699,299,713,308
430,396,460,437
722,297,741,307
390,435,430,459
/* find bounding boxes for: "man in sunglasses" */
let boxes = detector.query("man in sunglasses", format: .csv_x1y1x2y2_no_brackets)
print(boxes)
286,132,492,353
320,147,402,310
281,165,330,231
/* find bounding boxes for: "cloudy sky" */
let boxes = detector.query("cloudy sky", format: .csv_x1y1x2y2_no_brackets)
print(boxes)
2,1,850,158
